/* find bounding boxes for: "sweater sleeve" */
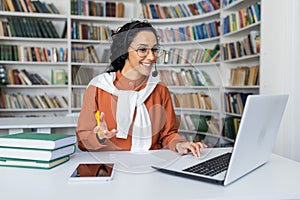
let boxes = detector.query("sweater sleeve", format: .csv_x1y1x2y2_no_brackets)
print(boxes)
157,85,187,151
76,85,106,151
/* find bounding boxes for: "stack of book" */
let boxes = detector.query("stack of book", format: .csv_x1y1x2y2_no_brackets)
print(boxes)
0,132,77,169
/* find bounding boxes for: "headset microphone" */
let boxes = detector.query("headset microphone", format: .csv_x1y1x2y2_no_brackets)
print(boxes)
152,63,158,77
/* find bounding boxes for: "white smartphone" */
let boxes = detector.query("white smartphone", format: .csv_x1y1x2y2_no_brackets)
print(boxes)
69,163,115,182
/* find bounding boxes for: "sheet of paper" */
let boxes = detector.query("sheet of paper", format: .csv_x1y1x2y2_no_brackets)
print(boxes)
109,150,179,169
110,153,163,168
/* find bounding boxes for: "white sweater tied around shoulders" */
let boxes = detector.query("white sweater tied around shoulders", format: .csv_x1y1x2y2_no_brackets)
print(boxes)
89,72,160,152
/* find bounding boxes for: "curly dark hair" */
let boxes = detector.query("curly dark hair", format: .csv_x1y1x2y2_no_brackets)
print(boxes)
106,20,159,73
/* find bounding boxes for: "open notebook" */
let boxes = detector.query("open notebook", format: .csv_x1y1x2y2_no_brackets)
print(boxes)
153,94,288,186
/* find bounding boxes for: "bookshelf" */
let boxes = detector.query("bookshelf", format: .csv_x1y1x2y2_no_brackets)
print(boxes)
220,0,261,141
0,0,261,146
0,6,68,117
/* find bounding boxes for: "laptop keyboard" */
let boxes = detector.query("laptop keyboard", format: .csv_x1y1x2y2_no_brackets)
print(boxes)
183,152,232,177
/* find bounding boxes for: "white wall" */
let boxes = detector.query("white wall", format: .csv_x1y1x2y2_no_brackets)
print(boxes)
261,0,300,162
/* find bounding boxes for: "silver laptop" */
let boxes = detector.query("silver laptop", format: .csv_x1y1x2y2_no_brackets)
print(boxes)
152,94,288,186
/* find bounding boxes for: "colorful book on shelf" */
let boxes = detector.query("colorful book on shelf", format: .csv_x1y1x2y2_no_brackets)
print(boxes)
0,132,77,150
52,69,67,85
0,155,69,169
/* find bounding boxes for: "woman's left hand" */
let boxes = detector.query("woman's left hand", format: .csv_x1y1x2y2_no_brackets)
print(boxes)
176,142,207,157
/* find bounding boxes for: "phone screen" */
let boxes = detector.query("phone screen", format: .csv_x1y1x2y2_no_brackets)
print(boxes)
70,163,114,179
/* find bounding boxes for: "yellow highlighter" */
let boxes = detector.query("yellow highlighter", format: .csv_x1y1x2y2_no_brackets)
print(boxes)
95,110,101,138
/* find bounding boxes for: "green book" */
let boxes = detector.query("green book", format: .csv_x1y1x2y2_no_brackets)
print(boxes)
0,132,77,150
0,156,70,169
189,115,209,133
223,117,236,140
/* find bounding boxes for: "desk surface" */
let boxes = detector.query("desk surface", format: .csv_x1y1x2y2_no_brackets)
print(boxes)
0,150,300,200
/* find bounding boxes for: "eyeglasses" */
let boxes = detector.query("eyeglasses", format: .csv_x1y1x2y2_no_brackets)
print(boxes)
130,46,163,58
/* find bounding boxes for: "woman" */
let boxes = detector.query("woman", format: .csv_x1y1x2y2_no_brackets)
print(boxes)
76,20,206,157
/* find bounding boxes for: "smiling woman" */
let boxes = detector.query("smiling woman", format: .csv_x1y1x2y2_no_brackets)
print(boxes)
76,20,207,157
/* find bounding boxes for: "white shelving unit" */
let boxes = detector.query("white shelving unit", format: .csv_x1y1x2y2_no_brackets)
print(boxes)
219,0,261,141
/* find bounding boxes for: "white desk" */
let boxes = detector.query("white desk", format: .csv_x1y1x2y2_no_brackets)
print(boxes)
0,150,300,200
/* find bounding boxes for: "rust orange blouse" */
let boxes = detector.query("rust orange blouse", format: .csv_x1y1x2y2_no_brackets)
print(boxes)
76,71,186,152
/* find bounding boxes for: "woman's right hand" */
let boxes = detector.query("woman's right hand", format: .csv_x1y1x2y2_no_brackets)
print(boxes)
93,112,118,140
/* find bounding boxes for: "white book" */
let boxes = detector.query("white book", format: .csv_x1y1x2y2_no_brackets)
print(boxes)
0,144,75,161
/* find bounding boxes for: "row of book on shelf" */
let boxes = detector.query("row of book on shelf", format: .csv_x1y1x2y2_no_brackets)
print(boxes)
158,68,214,87
0,66,67,85
223,116,240,140
0,132,76,169
223,1,260,34
1,0,60,14
172,92,216,110
72,66,94,85
0,44,19,61
25,47,68,63
224,92,252,115
141,0,220,19
0,45,67,63
156,44,220,64
221,30,260,61
177,114,239,142
230,65,259,86
0,17,63,38
156,21,220,44
71,43,109,63
0,92,68,109
1,44,219,65
177,114,220,136
71,0,124,18
71,90,83,109
72,22,113,41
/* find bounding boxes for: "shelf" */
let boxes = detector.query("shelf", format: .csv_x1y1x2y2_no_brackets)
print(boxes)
0,61,68,65
179,129,223,139
222,54,260,63
0,37,68,43
222,0,259,12
224,86,260,90
222,0,245,11
148,10,221,24
70,15,131,23
225,112,242,117
71,62,109,67
0,108,68,112
168,86,220,90
71,108,81,112
174,107,220,114
71,39,110,44
161,36,220,46
223,22,261,37
0,11,67,20
3,85,68,89
157,62,220,68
